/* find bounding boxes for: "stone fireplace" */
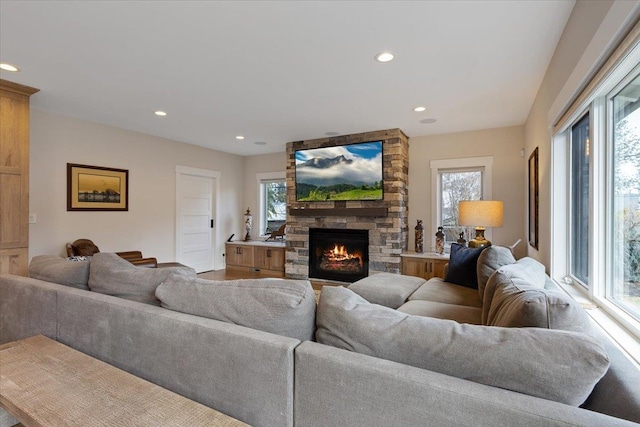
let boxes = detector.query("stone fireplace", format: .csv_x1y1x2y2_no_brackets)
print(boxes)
285,129,409,281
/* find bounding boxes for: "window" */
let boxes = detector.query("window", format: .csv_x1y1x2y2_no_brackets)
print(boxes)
609,73,640,320
440,169,483,243
553,41,640,333
570,113,590,285
263,180,286,234
430,157,493,248
257,172,286,236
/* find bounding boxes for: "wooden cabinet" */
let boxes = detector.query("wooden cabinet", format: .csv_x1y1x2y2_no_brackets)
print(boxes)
225,243,255,268
255,246,285,272
401,252,449,280
0,79,39,276
225,242,285,276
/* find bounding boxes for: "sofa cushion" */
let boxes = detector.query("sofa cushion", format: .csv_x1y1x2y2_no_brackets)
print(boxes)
316,286,609,406
88,253,195,305
484,261,593,334
408,278,482,308
476,245,516,301
397,300,482,324
444,244,486,289
29,255,91,290
156,276,316,342
348,273,425,308
482,257,547,324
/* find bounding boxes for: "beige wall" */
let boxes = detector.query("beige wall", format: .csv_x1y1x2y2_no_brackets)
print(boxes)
29,109,245,264
408,125,526,258
524,0,639,267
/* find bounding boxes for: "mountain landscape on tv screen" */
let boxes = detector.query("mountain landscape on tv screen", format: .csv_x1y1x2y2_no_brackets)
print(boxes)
295,141,383,201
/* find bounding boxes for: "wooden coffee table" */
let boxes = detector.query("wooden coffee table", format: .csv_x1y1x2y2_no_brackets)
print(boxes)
0,335,249,427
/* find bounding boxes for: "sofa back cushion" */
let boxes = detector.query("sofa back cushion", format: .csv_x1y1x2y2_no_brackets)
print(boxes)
29,255,91,290
476,245,516,301
156,276,316,342
88,253,195,305
482,257,546,312
316,286,609,406
482,257,592,334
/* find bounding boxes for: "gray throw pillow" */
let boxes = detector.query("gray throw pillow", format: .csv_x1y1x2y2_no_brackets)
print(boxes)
88,253,195,305
349,273,426,308
29,255,91,290
485,261,593,335
316,286,609,406
482,257,547,323
476,245,516,302
156,276,317,342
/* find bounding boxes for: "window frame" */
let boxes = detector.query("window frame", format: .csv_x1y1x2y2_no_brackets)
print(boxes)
430,156,493,250
551,41,640,342
256,172,286,237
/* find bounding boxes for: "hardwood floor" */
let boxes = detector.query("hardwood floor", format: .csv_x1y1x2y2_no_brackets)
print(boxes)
197,269,343,291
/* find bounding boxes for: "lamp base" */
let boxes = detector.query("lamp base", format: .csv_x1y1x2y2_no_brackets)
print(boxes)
468,227,492,249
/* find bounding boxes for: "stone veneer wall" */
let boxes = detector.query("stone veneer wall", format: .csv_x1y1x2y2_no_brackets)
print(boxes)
285,128,409,280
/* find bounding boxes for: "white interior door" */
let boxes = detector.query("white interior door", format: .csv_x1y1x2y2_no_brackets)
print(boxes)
175,166,220,273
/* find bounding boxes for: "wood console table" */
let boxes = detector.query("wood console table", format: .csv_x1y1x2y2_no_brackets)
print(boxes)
0,335,249,427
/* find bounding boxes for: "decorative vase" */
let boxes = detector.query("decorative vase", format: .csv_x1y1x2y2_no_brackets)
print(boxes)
435,226,445,255
415,220,424,253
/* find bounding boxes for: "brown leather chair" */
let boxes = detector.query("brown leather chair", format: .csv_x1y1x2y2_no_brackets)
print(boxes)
66,239,158,267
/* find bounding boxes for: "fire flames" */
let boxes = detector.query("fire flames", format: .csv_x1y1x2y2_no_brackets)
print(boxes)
320,244,363,272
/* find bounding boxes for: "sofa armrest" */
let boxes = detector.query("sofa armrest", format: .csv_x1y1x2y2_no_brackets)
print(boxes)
116,251,144,261
129,257,158,268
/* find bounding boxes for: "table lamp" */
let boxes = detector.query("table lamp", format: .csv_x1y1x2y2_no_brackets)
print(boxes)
458,200,504,248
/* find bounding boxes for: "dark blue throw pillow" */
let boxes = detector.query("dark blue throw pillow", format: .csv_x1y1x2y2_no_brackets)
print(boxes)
444,243,486,289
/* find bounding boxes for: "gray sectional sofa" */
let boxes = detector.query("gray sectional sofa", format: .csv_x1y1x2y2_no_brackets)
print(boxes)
1,249,639,426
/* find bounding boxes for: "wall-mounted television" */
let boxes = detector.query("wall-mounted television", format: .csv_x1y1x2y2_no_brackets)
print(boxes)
295,141,383,201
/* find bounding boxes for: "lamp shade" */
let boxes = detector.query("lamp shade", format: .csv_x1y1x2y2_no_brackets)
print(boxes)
458,200,504,228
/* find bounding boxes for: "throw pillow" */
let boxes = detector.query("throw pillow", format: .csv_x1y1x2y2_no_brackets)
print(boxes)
444,243,486,289
29,255,91,290
156,276,316,341
481,257,546,313
484,260,593,335
88,253,196,305
348,273,426,308
316,286,609,406
476,245,516,301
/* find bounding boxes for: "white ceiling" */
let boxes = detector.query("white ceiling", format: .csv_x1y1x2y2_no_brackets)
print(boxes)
0,1,575,156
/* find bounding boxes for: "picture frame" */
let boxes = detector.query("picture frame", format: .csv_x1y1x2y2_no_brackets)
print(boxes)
528,147,539,249
67,163,128,211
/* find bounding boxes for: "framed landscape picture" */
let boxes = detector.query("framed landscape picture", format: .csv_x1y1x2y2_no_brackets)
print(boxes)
67,163,128,211
528,148,539,249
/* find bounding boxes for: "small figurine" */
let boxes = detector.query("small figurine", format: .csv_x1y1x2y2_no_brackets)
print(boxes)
415,220,424,253
457,231,467,247
435,226,445,255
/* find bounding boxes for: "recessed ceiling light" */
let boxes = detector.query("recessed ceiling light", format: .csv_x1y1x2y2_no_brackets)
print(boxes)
413,106,426,112
154,111,167,116
325,132,339,136
0,63,20,72
420,118,437,124
374,52,395,63
254,141,267,146
235,135,245,140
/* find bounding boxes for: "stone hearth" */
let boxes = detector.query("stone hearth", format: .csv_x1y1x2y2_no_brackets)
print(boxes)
285,128,409,281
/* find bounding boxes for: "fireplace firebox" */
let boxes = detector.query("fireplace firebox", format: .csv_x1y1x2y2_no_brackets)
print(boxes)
309,228,368,283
